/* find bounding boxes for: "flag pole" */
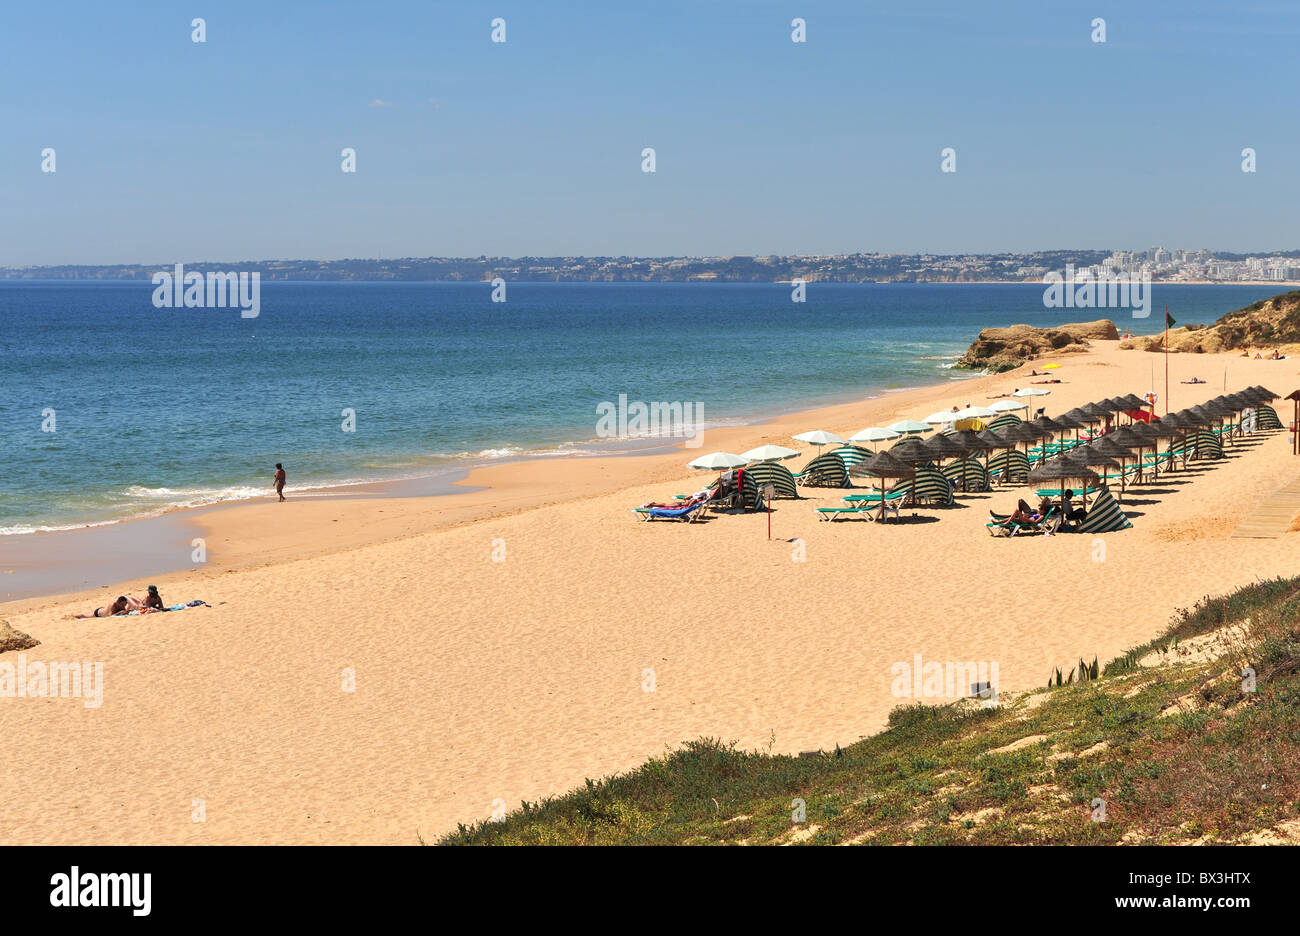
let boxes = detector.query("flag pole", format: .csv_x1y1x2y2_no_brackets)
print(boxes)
1163,306,1170,415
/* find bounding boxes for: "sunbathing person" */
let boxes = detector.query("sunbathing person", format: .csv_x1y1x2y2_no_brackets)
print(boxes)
1007,499,1041,526
126,585,165,611
75,596,130,619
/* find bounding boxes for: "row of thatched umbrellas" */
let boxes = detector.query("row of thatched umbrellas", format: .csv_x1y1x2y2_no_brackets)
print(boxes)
843,385,1279,519
993,384,1281,505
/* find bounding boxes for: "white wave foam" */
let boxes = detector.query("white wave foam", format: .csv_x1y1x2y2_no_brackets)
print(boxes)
0,519,119,536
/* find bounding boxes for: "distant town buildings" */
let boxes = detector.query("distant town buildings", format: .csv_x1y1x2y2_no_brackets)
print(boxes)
4,249,1299,283
1088,248,1300,283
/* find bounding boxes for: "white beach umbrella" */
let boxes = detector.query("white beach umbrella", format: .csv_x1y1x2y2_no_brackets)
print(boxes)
988,399,1028,412
953,405,997,420
740,444,802,463
1014,386,1052,418
687,451,747,470
922,410,960,425
792,429,847,454
849,426,901,444
888,419,931,436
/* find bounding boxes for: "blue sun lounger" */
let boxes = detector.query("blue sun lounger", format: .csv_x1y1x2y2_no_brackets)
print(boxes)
633,499,709,522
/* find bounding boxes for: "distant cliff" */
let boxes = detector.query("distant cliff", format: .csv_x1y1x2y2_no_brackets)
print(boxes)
1120,290,1300,353
956,319,1119,373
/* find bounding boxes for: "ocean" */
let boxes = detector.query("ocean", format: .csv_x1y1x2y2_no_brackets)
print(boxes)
0,280,1282,534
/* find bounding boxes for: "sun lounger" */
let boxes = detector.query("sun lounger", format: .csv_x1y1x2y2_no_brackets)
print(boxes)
987,506,1062,537
816,505,877,521
633,498,709,522
842,489,909,505
1034,485,1100,498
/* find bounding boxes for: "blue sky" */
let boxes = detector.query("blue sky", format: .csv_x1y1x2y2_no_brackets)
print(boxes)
2,0,1297,264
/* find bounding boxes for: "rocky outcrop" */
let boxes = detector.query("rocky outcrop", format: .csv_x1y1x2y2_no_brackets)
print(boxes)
1120,290,1300,354
956,319,1119,373
0,620,39,654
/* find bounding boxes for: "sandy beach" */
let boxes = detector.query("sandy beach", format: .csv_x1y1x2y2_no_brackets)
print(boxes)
2,340,1298,845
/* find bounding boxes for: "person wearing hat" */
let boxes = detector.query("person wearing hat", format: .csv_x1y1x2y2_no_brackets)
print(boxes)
126,585,165,612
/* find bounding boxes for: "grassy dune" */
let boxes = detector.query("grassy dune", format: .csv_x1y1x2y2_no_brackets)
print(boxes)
441,577,1300,845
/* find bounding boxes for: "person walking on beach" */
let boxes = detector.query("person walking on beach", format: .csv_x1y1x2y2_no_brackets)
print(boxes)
274,463,286,502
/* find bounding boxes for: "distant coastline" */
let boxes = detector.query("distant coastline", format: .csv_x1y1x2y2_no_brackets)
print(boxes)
5,249,1300,285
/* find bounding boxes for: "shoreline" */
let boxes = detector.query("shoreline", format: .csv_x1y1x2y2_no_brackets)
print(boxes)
3,339,1295,613
3,340,1299,844
0,370,988,605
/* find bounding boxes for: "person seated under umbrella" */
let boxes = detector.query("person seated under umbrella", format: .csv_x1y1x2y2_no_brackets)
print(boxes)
1060,489,1087,529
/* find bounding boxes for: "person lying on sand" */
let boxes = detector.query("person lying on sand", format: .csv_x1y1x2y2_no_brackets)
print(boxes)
1181,377,1206,384
75,596,129,619
1032,379,1062,384
125,585,165,612
986,392,1010,399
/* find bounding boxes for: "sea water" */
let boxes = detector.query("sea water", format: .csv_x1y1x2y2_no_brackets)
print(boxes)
0,280,1280,534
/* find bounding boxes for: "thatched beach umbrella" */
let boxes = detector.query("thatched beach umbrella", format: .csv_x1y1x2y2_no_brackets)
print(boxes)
1064,406,1104,442
949,429,996,484
921,433,974,490
848,451,917,522
1052,412,1089,446
1154,411,1190,451
1088,437,1138,500
1077,401,1116,433
1065,448,1120,506
1109,425,1154,482
950,429,994,452
1202,401,1238,442
923,433,972,459
1028,457,1100,513
1031,415,1069,434
1029,415,1071,460
978,429,1016,449
890,434,930,458
1003,421,1051,467
1131,421,1173,478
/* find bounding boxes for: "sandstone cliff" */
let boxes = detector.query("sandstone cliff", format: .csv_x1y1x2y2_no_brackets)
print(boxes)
1119,290,1300,353
956,319,1119,373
